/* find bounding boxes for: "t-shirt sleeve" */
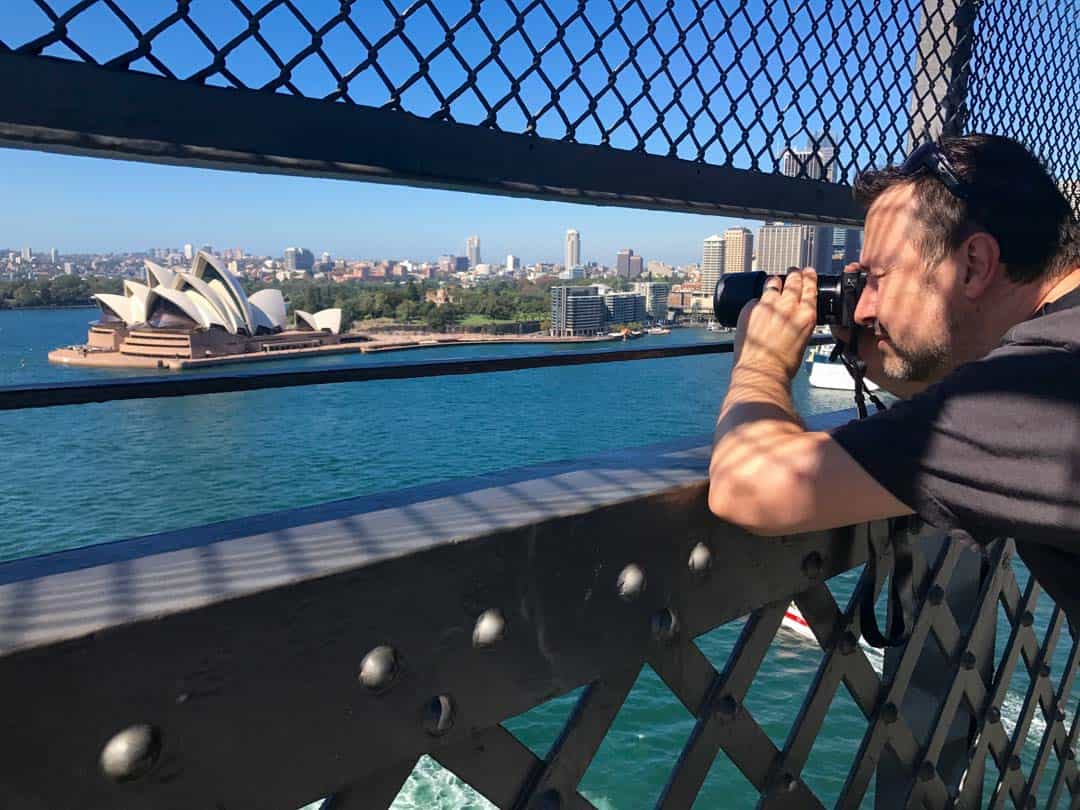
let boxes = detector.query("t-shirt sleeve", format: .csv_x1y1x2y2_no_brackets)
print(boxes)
829,343,1080,550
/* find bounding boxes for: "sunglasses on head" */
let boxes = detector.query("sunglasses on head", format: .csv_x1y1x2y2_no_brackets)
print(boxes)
900,141,971,202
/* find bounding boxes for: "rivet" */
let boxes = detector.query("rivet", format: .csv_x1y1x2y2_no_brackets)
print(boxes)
688,543,712,575
359,645,399,691
986,705,1001,724
1002,552,1012,569
961,651,977,670
918,761,936,782
780,772,798,792
1008,755,1021,771
472,609,506,648
1066,748,1075,760
1039,663,1051,677
716,694,738,719
651,608,680,644
424,694,455,736
1021,611,1034,627
617,564,646,601
1057,707,1066,722
881,702,898,724
837,631,857,655
100,724,162,782
801,550,823,579
928,585,945,606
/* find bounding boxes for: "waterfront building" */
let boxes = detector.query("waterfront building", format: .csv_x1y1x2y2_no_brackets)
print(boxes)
701,235,725,295
604,292,647,325
756,222,818,275
631,281,671,321
723,228,753,275
54,251,343,369
550,286,605,337
565,229,580,270
466,235,481,268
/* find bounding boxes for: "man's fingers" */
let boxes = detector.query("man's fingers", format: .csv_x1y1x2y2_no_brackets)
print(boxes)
843,261,861,274
762,275,783,296
781,270,802,302
800,267,817,312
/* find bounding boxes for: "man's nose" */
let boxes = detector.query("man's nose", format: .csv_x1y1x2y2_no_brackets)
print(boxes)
853,284,877,328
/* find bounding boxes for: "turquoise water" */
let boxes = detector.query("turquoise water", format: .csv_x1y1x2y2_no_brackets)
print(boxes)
0,309,1071,808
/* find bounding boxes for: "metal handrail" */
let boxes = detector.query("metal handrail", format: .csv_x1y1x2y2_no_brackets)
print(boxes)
0,335,835,411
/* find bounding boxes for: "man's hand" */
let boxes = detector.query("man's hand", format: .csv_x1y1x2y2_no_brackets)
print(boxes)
734,267,817,382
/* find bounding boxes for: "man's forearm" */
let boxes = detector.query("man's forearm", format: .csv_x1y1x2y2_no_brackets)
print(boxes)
715,364,803,438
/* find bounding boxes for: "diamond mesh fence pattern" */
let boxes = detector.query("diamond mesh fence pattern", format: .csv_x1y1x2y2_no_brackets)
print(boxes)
0,0,972,186
966,0,1080,214
368,531,1079,810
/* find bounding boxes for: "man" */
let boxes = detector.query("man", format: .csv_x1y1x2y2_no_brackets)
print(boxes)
708,134,1080,624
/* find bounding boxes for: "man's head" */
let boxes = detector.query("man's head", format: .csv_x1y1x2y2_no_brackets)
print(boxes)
852,134,1075,383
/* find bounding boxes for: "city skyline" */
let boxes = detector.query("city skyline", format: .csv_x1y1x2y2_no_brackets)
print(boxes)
2,147,789,267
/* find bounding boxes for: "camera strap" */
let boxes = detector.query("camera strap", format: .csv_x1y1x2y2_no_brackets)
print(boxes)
832,329,914,648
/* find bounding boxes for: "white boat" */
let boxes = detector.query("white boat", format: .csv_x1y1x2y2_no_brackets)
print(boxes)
706,320,722,332
806,343,879,392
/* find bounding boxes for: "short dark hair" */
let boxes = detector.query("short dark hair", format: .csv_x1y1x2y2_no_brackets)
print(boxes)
853,134,1075,284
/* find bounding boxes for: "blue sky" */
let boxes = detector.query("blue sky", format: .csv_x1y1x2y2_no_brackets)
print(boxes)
0,146,759,264
0,0,924,263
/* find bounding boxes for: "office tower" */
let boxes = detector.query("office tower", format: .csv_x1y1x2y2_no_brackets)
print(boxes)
723,228,753,275
701,235,725,294
284,247,315,272
756,223,819,275
615,249,632,277
466,235,481,268
20,246,32,262
49,248,59,264
565,229,580,270
780,135,837,272
505,254,520,272
627,254,643,277
183,244,194,261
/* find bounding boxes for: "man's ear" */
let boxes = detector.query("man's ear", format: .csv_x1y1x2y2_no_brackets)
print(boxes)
961,231,1002,299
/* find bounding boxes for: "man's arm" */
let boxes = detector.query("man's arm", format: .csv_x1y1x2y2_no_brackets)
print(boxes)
708,269,913,535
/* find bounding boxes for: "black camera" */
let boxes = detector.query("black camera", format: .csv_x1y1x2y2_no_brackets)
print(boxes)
712,270,866,328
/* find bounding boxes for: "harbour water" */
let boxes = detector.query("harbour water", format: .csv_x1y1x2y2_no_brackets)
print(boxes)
0,309,1069,808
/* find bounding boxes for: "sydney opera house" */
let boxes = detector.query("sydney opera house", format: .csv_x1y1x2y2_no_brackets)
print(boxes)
49,251,347,369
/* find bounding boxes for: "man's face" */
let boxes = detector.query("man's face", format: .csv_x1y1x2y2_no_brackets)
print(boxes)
855,183,964,384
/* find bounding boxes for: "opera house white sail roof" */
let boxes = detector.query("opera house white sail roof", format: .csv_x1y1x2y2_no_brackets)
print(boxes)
93,251,342,336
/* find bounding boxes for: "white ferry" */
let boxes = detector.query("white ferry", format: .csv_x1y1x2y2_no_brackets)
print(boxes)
806,343,879,392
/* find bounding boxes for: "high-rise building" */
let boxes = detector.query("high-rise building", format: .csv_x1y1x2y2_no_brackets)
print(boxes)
565,229,580,271
627,254,643,278
466,235,481,268
183,244,194,261
284,247,315,272
780,135,837,272
20,246,32,262
833,229,863,271
756,223,818,275
49,248,59,264
723,228,753,275
701,235,725,295
505,254,520,272
616,249,633,278
551,286,605,336
632,281,671,322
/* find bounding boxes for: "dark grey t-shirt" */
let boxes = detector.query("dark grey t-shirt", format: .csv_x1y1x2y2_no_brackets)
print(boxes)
831,287,1080,626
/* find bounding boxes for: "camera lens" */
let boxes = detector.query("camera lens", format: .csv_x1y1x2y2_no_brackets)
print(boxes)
712,271,853,327
712,271,766,327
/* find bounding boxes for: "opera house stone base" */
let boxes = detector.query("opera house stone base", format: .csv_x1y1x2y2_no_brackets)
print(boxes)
49,252,351,370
